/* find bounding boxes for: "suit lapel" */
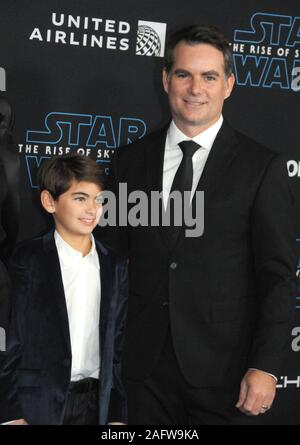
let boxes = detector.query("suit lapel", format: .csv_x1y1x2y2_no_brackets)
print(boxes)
175,121,240,248
195,120,239,202
97,242,112,355
42,231,71,357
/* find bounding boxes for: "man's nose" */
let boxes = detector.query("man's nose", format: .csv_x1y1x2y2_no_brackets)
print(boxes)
189,76,204,94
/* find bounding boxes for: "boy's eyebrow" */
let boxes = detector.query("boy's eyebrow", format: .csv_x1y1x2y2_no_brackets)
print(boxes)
71,192,102,198
71,192,89,197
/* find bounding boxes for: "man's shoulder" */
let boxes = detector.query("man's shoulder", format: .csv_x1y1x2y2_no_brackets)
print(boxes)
115,126,168,160
229,124,276,161
230,128,291,191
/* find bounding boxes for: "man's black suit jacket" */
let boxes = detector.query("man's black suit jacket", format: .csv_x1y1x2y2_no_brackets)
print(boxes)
102,120,298,389
0,231,128,425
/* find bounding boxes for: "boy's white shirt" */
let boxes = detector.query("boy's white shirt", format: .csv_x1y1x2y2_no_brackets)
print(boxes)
55,231,101,382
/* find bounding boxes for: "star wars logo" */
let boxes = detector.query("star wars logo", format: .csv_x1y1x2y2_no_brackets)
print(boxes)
232,12,300,91
19,112,147,187
25,112,146,148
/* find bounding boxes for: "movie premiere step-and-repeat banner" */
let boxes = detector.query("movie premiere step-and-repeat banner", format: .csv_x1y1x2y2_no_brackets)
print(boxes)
0,0,300,424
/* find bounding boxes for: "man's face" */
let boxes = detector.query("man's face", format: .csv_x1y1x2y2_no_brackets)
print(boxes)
163,42,235,137
43,180,103,240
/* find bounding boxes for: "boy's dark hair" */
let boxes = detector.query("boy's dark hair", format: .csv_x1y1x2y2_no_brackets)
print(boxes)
37,153,105,199
164,24,233,78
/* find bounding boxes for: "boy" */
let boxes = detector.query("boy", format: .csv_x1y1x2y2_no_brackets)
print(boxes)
0,154,127,425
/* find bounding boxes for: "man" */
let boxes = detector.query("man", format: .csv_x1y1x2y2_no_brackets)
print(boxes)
103,25,297,424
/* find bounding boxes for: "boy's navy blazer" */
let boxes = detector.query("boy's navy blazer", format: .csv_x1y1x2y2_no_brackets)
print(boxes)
0,230,128,425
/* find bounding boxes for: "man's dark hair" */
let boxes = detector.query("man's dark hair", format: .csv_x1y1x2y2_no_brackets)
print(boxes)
164,24,233,77
37,153,105,199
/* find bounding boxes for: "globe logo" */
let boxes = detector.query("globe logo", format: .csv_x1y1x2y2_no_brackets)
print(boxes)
136,25,161,57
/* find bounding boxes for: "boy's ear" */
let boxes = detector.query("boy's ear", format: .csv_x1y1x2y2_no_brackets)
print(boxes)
40,190,56,214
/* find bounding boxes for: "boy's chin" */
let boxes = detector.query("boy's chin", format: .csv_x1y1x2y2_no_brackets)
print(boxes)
76,226,97,235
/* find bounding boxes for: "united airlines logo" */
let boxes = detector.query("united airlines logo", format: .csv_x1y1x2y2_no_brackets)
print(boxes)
29,12,167,57
136,21,167,57
19,111,147,188
232,12,300,91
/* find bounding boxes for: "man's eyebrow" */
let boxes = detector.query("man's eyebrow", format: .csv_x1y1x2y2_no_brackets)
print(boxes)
174,68,189,72
173,69,220,76
202,70,220,76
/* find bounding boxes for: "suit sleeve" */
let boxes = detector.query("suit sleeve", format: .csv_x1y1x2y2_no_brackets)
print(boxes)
248,154,298,377
0,248,28,423
107,257,128,424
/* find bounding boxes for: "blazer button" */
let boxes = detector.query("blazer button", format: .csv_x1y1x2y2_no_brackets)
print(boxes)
162,301,169,307
170,262,178,270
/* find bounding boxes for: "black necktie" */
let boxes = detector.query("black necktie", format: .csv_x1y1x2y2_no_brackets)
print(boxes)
164,140,200,246
171,140,200,194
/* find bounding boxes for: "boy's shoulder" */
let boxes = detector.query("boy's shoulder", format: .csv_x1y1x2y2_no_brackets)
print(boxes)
10,232,52,266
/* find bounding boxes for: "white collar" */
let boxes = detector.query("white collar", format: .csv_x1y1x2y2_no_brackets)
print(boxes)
54,230,99,267
167,115,223,151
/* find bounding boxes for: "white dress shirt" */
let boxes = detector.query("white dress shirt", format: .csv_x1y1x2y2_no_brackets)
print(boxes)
162,116,223,207
55,231,101,382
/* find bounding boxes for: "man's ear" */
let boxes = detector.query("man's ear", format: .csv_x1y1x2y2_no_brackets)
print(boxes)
40,190,56,214
224,73,235,100
162,68,170,94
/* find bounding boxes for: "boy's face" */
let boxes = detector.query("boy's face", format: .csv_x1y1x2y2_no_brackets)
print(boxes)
41,180,103,239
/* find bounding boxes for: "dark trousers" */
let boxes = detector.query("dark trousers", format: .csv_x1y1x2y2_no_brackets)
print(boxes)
125,330,259,425
63,378,99,425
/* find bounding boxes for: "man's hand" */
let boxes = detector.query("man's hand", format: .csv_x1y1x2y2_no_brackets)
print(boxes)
108,422,126,425
2,419,28,425
236,369,276,416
